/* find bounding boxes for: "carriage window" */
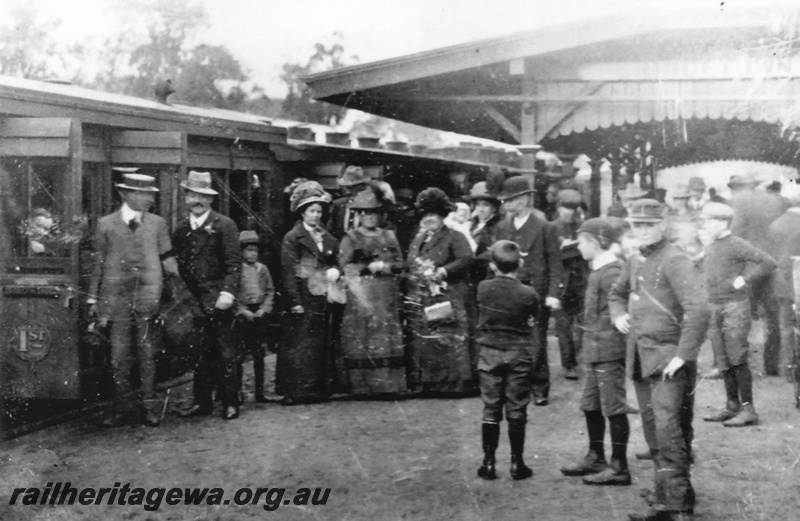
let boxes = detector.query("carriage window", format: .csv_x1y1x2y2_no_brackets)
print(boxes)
1,160,72,258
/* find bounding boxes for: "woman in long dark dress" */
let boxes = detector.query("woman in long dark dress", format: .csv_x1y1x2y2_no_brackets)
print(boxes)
405,187,475,395
278,180,342,404
338,189,407,396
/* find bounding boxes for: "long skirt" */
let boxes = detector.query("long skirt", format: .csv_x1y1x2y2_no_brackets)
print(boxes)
406,280,475,395
276,294,333,403
340,276,407,396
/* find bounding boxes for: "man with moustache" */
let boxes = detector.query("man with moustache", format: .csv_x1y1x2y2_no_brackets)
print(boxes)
173,171,242,420
88,172,178,427
493,176,564,405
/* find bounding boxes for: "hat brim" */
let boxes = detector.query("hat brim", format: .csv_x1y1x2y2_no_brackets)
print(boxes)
498,188,536,202
625,216,664,223
180,182,218,195
116,183,159,192
294,196,330,213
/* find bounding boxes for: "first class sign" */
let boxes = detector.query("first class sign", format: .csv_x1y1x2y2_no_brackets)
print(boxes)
2,285,62,298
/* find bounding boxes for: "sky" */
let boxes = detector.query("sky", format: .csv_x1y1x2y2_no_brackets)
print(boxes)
11,0,792,98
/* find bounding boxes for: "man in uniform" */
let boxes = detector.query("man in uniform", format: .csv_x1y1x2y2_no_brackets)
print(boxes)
609,199,710,521
88,172,177,427
494,176,564,405
173,171,242,420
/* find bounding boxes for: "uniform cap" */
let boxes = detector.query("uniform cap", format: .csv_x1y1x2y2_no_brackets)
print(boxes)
626,199,666,223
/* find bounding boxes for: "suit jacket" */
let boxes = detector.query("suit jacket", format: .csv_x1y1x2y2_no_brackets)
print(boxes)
173,211,241,314
406,226,473,281
493,212,564,299
281,220,340,308
89,209,172,319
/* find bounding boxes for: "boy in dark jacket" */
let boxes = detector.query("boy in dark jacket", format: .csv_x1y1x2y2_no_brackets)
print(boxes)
561,218,631,486
475,240,539,481
236,231,275,403
700,202,776,427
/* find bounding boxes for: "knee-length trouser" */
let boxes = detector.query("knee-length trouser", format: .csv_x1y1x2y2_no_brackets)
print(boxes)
479,344,533,422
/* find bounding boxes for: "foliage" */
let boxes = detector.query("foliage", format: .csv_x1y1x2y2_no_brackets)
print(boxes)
280,33,358,125
0,4,64,79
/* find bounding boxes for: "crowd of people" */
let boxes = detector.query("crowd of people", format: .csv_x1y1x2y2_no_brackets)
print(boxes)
86,164,799,521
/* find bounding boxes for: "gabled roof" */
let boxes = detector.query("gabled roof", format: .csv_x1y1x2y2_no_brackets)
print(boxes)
306,7,800,144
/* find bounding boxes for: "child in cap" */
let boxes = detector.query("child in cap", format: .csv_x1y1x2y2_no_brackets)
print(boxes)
561,218,632,486
700,202,776,427
236,230,275,403
476,240,539,481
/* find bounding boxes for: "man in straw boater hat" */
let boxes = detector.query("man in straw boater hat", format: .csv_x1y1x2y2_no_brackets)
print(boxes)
608,199,710,521
172,171,243,420
88,169,179,427
493,176,564,406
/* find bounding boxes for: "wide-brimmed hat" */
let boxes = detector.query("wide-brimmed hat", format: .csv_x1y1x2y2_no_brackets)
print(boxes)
349,189,384,211
289,180,331,214
727,173,760,189
466,181,500,206
620,183,648,201
338,165,371,187
181,171,218,195
116,173,159,192
239,230,260,245
416,187,454,217
626,199,666,223
556,189,582,209
497,176,536,202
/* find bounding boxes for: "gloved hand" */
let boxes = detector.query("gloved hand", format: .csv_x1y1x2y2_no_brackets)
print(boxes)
215,293,234,310
326,267,341,283
368,261,386,274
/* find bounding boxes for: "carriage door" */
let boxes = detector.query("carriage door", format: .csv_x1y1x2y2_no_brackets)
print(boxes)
0,118,82,404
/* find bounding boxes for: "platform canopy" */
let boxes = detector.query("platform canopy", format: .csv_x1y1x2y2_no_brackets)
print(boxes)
305,7,800,149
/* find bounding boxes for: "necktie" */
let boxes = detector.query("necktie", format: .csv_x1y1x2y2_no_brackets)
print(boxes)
129,218,139,232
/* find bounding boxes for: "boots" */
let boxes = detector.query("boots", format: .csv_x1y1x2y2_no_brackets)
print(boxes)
477,422,499,480
141,399,161,427
508,420,533,480
582,458,631,486
703,400,740,422
561,450,608,476
723,403,759,427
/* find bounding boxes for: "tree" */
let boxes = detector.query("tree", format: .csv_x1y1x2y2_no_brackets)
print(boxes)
0,3,67,79
280,34,359,124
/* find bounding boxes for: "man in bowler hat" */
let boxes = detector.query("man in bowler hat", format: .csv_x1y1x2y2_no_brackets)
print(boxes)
493,176,564,405
173,171,242,420
88,171,178,427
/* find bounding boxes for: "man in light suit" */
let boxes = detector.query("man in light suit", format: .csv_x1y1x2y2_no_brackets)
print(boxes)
173,171,242,420
493,176,564,405
88,172,178,427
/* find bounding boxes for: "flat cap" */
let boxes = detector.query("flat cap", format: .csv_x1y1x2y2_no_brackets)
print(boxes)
556,189,582,209
577,217,620,241
701,202,735,220
626,199,666,223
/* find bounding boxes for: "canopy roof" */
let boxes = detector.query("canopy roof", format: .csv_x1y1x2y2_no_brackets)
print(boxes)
306,7,800,146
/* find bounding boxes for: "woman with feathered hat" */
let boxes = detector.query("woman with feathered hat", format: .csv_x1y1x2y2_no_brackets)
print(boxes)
405,187,475,395
278,179,342,404
338,188,407,396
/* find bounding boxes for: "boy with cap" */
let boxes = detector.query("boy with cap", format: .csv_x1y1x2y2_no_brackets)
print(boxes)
475,240,539,481
700,202,776,427
235,231,275,403
609,199,709,521
561,217,631,486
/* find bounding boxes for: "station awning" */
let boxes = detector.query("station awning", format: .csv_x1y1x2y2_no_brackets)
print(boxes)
305,7,800,146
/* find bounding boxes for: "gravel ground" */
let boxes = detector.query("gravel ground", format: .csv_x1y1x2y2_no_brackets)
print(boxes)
1,327,799,521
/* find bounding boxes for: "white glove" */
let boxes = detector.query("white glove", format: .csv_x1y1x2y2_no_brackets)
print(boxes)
733,276,745,289
215,292,234,310
326,268,341,283
368,261,386,274
614,314,631,334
